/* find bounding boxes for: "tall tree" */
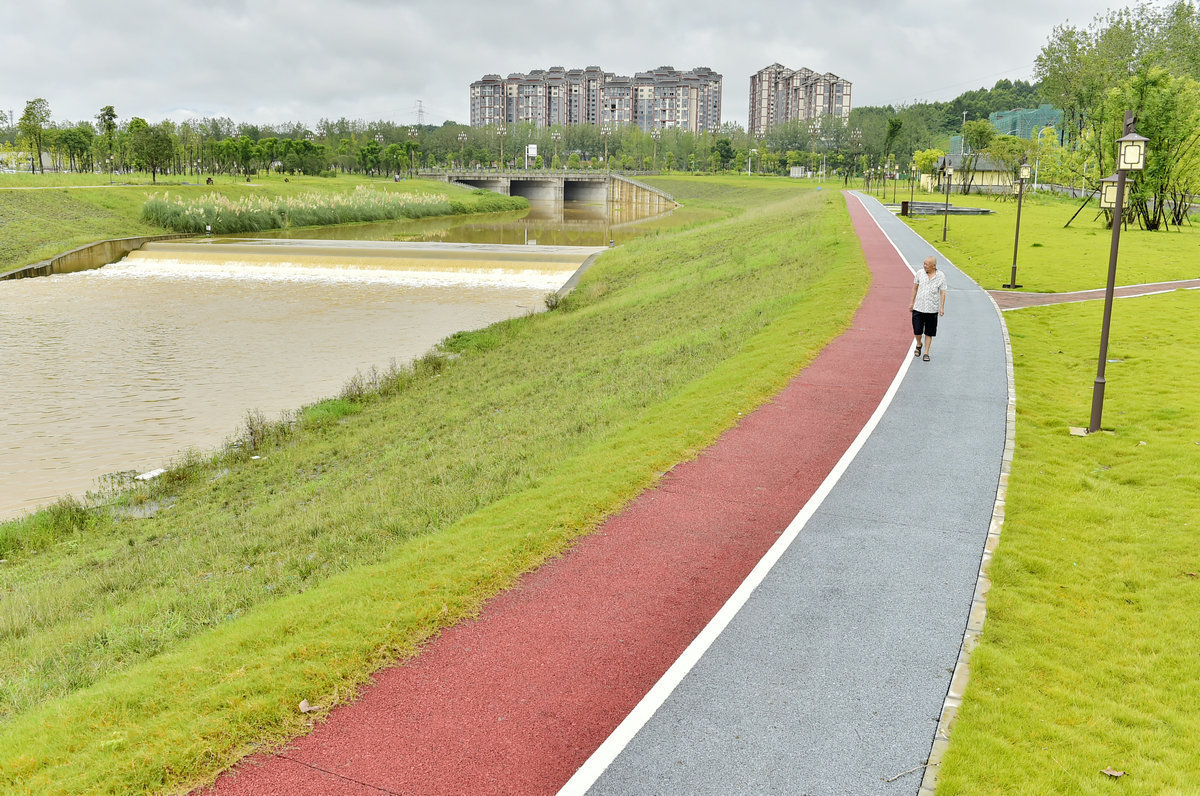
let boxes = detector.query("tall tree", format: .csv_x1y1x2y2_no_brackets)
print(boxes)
1107,67,1200,229
95,105,117,175
236,135,259,175
1034,3,1200,157
357,139,382,175
18,98,51,172
96,105,117,156
958,119,997,193
58,124,95,172
712,137,734,169
128,117,175,182
883,118,903,159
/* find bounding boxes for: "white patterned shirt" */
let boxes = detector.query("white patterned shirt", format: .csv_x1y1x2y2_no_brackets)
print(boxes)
913,269,947,313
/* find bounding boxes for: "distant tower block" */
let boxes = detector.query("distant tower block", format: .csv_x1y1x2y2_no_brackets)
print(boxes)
469,65,722,133
748,64,852,136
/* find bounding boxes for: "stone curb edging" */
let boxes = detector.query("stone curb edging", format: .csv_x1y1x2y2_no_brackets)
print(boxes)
918,288,1017,794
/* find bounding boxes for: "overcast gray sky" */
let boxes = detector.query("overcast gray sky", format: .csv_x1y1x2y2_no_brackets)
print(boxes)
3,0,1123,131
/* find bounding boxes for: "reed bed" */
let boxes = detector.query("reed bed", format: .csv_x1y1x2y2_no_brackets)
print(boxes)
141,186,526,234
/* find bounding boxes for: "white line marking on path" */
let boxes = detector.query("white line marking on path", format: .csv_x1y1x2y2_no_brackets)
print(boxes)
557,192,916,796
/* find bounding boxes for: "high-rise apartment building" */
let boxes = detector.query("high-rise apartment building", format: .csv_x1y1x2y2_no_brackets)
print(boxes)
470,66,722,133
748,64,852,136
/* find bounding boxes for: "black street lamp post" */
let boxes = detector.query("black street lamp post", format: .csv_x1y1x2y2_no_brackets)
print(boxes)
1004,158,1033,288
808,120,819,177
1088,111,1147,434
849,129,861,186
408,127,419,178
941,162,954,241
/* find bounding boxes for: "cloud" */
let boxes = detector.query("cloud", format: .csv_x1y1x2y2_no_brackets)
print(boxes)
0,0,1124,130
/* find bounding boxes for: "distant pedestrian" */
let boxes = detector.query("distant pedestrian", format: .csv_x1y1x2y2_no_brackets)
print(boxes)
910,256,947,361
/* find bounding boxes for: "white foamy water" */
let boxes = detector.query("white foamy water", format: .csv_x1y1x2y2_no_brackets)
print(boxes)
105,258,572,289
0,241,598,521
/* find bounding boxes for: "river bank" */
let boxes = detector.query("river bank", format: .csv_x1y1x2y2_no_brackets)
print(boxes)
0,176,869,793
0,172,514,276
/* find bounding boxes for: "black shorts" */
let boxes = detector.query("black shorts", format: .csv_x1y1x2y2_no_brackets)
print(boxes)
912,310,939,337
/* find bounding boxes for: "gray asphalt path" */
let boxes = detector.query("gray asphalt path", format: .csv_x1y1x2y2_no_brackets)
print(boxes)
570,193,1011,795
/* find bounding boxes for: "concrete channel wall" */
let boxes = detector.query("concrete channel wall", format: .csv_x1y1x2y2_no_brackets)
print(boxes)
609,175,676,211
0,234,192,281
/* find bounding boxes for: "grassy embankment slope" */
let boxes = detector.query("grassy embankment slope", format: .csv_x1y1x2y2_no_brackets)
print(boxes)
0,172,479,274
0,176,869,793
901,191,1200,794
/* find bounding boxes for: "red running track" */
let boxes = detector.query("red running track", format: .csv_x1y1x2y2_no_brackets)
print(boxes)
200,193,913,796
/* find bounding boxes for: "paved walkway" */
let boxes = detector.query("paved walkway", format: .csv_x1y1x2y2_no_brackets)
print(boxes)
201,192,1011,795
567,193,1010,794
989,278,1200,310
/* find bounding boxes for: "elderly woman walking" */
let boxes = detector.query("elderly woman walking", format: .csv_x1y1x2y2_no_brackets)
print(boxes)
910,256,947,361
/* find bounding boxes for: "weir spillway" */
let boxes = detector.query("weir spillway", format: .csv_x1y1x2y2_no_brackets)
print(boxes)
0,237,607,521
126,239,608,289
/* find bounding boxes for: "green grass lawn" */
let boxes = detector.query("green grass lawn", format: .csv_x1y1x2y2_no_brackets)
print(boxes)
0,176,870,793
897,184,1200,793
901,188,1200,292
0,172,465,274
938,290,1200,794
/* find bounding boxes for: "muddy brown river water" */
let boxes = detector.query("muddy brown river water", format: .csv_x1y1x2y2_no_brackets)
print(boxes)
0,237,604,520
1,195,675,521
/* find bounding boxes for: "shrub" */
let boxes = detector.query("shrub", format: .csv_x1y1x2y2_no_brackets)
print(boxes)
300,399,361,428
0,495,97,558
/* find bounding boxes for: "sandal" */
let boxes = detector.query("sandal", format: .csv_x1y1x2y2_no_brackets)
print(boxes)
922,354,930,361
914,344,922,357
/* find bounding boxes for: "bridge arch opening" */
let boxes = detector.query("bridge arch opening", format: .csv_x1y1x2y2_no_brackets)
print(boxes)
454,178,507,194
508,179,561,202
563,180,608,203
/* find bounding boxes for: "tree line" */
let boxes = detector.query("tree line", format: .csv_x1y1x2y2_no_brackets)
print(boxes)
0,78,1045,183
1035,0,1200,229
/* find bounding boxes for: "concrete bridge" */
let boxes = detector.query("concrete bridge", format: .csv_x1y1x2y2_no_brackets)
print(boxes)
427,170,677,211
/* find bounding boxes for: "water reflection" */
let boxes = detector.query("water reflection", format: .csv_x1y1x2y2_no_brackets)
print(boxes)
240,199,670,247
